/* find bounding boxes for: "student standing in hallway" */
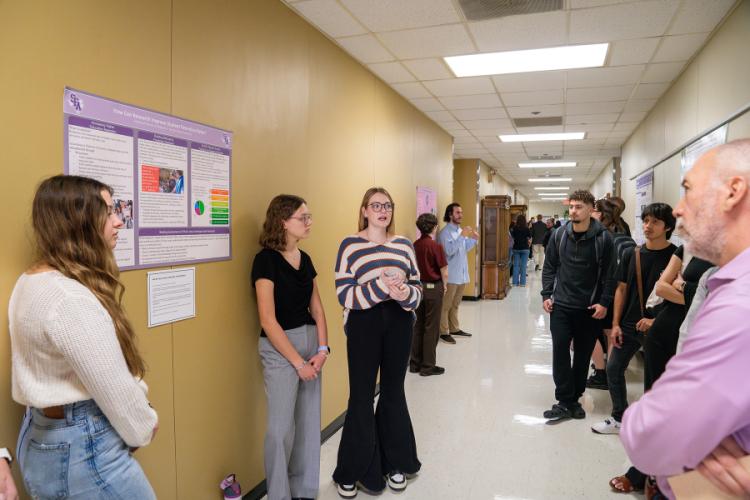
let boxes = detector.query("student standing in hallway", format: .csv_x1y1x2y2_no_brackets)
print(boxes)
333,188,422,498
531,214,548,271
410,213,449,376
511,214,532,287
541,190,616,422
252,194,328,500
437,203,478,344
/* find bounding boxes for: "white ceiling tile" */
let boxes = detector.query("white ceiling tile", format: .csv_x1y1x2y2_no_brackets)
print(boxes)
652,32,710,62
454,148,486,155
440,94,502,110
571,0,633,9
566,101,627,114
506,104,564,118
410,97,445,112
424,110,455,121
492,71,567,93
423,77,495,97
486,143,525,152
452,108,508,120
565,113,620,124
567,65,645,88
390,82,431,99
619,111,649,122
479,137,502,147
641,61,686,83
585,131,614,138
608,38,661,66
569,0,680,43
567,85,634,102
613,121,639,132
606,136,629,145
293,0,367,37
668,0,737,35
569,123,615,132
512,125,564,134
367,62,415,83
449,129,472,137
340,0,461,32
632,82,670,100
336,34,394,63
461,118,514,129
378,24,475,59
501,89,564,107
468,11,568,52
471,128,517,137
402,58,453,80
453,136,480,144
438,120,464,131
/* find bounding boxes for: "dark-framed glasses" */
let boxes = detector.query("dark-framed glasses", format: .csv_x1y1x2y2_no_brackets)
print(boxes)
289,214,313,224
368,202,394,212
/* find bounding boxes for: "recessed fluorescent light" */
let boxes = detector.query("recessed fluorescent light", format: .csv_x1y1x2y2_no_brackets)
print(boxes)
529,178,572,182
445,43,608,78
500,132,585,142
535,186,570,190
539,197,567,201
519,162,576,168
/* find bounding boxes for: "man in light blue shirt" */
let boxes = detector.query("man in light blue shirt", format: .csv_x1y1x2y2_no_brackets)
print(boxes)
437,203,478,344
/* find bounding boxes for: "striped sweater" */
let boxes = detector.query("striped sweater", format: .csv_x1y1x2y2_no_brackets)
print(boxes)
335,235,422,322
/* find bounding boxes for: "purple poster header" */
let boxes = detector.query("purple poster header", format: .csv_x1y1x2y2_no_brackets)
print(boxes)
636,171,653,189
64,87,233,149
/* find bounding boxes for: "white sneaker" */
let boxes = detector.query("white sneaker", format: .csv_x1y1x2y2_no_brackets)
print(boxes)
387,471,407,491
591,418,621,434
336,482,357,498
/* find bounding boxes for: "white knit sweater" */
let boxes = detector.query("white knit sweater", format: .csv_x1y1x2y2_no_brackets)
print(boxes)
8,271,158,447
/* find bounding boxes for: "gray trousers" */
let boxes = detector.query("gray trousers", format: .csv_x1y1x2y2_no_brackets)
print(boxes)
259,324,321,500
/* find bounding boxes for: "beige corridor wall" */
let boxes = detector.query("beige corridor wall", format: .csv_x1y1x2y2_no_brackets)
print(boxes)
0,1,453,498
620,0,750,227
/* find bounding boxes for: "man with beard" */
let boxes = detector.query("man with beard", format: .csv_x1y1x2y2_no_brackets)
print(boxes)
541,190,617,422
621,139,750,499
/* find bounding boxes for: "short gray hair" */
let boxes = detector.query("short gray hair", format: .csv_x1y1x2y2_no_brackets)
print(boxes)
713,138,750,180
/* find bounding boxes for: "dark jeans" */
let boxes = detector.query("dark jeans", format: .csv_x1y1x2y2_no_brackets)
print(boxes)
643,304,685,391
333,301,421,491
550,306,600,407
410,281,444,372
606,326,644,421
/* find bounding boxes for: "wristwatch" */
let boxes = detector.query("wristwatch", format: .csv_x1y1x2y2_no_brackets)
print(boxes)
0,447,12,465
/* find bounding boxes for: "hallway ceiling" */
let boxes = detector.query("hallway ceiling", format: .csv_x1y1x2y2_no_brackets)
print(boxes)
282,0,737,200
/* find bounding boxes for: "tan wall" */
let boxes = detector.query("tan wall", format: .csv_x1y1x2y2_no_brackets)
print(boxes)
528,202,567,220
590,160,615,200
0,1,453,498
620,0,750,227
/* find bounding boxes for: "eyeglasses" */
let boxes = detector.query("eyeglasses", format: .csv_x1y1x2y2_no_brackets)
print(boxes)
368,202,394,213
289,214,313,224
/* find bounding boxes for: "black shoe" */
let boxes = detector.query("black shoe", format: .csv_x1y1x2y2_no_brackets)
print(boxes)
386,471,407,491
409,365,420,373
543,403,572,421
336,482,357,498
440,334,456,344
451,330,472,337
571,404,586,419
420,366,445,376
586,371,609,390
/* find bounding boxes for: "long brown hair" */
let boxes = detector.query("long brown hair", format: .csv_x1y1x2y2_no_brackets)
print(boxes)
595,198,625,233
358,187,395,234
259,194,306,251
32,175,145,378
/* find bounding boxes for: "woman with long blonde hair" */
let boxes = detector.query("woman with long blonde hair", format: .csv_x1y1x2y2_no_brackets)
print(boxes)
10,175,158,499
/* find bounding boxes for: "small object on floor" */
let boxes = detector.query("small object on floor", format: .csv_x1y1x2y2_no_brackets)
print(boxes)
440,334,456,344
586,369,609,390
220,473,242,500
592,418,621,434
336,482,357,498
543,403,571,422
570,403,586,419
420,366,445,376
387,471,407,491
451,329,472,337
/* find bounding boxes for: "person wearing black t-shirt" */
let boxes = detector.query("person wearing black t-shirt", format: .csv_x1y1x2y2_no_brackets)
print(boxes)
251,195,329,500
511,214,532,287
592,203,676,436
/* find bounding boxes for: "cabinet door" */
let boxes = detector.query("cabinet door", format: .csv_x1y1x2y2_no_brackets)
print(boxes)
483,206,498,263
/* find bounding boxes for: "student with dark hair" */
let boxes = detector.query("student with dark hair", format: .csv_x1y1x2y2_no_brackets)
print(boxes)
252,194,328,500
531,214,548,271
511,214,532,287
410,213,449,376
609,196,632,237
541,190,616,422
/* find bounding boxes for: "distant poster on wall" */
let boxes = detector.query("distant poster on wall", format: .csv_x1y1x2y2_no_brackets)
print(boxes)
681,125,728,183
633,169,654,245
416,186,437,238
63,88,233,270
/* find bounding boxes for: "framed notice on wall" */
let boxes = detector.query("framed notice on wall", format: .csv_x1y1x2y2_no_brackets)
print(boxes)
63,88,233,270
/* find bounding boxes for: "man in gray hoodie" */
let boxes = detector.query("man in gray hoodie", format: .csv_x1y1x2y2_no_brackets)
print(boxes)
541,190,617,422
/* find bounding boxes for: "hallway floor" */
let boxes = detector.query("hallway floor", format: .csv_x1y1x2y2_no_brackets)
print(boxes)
316,267,645,499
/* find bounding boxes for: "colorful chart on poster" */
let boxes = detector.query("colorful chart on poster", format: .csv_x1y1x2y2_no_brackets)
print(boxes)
64,87,233,270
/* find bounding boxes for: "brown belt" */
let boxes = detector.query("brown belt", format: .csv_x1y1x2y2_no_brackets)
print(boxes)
41,406,65,419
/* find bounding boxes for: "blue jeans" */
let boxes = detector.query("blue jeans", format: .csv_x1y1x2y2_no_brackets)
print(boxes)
512,249,530,286
17,400,155,500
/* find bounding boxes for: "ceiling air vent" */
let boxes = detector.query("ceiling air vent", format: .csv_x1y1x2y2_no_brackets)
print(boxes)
457,0,563,21
513,117,563,128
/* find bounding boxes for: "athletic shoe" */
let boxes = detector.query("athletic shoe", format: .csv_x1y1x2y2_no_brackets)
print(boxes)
420,366,445,376
219,474,242,500
586,370,609,390
440,334,456,344
452,330,472,337
336,483,357,498
387,471,407,491
543,404,571,421
592,418,621,434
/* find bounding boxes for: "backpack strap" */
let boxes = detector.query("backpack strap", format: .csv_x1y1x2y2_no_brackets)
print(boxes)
634,246,645,317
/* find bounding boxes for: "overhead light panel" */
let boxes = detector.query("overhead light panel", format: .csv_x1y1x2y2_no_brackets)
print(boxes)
529,177,572,182
445,43,609,78
535,186,570,190
500,132,585,142
519,162,576,168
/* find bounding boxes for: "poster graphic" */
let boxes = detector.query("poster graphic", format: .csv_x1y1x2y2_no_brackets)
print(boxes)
416,186,437,238
64,88,232,270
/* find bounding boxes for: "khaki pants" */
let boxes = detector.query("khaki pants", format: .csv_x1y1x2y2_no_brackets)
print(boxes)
533,244,545,268
440,283,465,334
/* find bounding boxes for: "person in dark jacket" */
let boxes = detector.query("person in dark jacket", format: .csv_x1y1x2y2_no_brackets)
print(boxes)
541,190,617,422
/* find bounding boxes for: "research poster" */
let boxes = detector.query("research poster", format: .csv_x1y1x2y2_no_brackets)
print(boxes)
633,169,654,245
64,88,233,270
681,125,728,183
416,186,437,238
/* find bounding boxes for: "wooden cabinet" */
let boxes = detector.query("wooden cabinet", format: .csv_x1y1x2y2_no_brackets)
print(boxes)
510,204,528,225
481,195,511,299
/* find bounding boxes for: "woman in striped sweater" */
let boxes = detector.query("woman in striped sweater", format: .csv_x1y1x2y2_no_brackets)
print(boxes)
332,187,422,498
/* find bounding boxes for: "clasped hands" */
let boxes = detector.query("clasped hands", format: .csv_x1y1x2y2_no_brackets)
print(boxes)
381,269,409,302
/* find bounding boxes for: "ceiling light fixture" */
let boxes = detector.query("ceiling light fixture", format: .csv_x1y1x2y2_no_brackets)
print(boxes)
500,132,585,142
535,186,570,190
519,162,576,168
444,43,609,78
529,177,572,182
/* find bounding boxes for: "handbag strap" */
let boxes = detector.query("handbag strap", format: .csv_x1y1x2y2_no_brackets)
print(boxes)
635,246,645,317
